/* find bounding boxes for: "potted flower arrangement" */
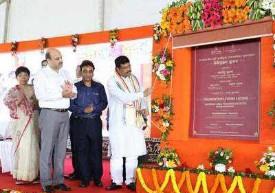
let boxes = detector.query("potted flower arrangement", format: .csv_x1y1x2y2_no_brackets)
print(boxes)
256,146,275,177
156,147,181,168
209,147,233,172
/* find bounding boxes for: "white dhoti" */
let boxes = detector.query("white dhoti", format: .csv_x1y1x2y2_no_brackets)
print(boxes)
107,73,148,185
110,156,138,185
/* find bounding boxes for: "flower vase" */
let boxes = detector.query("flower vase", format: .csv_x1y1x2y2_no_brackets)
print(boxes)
214,163,226,173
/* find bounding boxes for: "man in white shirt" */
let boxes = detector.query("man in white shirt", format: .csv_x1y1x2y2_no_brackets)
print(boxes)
106,56,151,191
34,48,76,193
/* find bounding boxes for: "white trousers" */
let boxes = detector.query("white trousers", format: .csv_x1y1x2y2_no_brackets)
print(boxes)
110,156,138,185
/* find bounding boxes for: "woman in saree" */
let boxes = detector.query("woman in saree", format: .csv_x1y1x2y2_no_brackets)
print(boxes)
4,66,39,184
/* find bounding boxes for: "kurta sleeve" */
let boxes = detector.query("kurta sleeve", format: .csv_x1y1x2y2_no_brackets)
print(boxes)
107,78,144,104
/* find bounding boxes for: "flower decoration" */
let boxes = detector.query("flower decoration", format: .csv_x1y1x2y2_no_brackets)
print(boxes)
151,95,173,140
160,0,275,36
261,0,275,19
227,166,236,176
202,0,222,28
10,41,18,56
109,29,119,47
167,3,192,35
152,51,174,83
71,34,79,52
188,0,204,31
168,0,188,8
39,37,48,54
156,147,181,168
197,164,206,171
247,0,266,20
271,2,275,19
160,8,170,37
197,164,205,170
153,23,162,41
209,147,233,172
222,0,250,24
256,146,275,177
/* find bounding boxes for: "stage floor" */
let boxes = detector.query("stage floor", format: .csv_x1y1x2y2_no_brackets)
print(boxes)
0,158,132,193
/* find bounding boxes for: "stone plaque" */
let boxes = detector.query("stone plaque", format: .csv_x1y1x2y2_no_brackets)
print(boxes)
191,39,260,140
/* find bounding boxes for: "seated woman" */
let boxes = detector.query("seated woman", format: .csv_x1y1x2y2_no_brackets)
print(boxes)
4,66,39,184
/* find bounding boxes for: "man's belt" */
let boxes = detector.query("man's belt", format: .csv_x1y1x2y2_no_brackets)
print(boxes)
73,115,100,120
43,108,68,112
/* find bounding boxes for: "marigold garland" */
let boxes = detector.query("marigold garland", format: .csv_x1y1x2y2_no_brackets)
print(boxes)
160,7,170,37
159,0,275,36
210,174,227,193
152,169,160,191
237,176,246,193
194,172,209,193
137,168,155,193
222,0,250,24
251,178,261,193
137,168,268,193
170,169,181,193
166,3,192,35
178,171,188,190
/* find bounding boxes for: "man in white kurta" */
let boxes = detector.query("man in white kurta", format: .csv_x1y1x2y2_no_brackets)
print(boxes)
106,56,151,191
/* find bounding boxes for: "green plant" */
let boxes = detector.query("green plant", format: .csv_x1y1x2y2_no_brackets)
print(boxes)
209,147,233,167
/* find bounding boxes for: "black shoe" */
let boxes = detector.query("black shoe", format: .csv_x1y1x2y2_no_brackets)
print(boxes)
54,184,71,191
105,182,122,190
126,182,136,191
79,181,89,188
94,180,103,187
68,173,79,180
43,185,55,193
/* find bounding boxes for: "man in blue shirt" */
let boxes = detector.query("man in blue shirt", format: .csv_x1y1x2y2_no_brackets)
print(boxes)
69,60,108,188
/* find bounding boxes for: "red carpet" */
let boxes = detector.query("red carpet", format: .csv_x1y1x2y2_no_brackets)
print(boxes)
0,156,133,193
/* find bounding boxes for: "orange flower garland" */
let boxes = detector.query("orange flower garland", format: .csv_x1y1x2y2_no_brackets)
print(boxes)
137,168,265,193
167,3,192,35
222,0,250,24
